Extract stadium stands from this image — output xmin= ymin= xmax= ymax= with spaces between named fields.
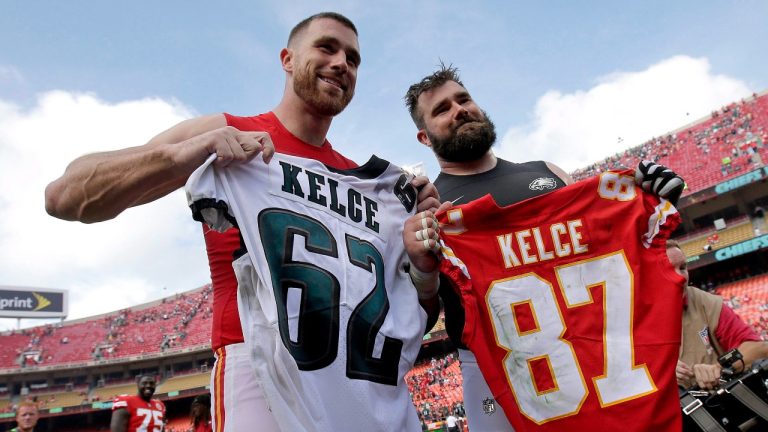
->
xmin=0 ymin=285 xmax=213 ymax=370
xmin=0 ymin=332 xmax=28 ymax=368
xmin=0 ymin=397 xmax=11 ymax=413
xmin=572 ymin=92 xmax=768 ymax=195
xmin=34 ymin=386 xmax=89 ymax=410
xmin=716 ymin=273 xmax=768 ymax=338
xmin=406 ymin=353 xmax=465 ymax=424
xmin=678 ymin=216 xmax=754 ymax=258
xmin=156 ymin=372 xmax=209 ymax=395
xmin=164 ymin=414 xmax=191 ymax=432
xmin=89 ymin=382 xmax=142 ymax=404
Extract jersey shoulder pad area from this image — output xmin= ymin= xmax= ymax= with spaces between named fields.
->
xmin=111 ymin=394 xmax=132 ymax=410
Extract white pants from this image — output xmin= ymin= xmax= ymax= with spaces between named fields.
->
xmin=211 ymin=342 xmax=281 ymax=432
xmin=458 ymin=348 xmax=515 ymax=432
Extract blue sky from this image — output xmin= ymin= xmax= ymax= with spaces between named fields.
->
xmin=1 ymin=0 xmax=767 ymax=329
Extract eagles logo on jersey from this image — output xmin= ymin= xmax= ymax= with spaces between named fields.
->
xmin=439 ymin=170 xmax=684 ymax=432
xmin=528 ymin=177 xmax=558 ymax=191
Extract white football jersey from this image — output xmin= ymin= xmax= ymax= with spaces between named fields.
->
xmin=186 ymin=153 xmax=426 ymax=432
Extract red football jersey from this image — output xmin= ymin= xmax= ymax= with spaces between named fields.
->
xmin=194 ymin=419 xmax=213 ymax=432
xmin=439 ymin=170 xmax=684 ymax=432
xmin=207 ymin=112 xmax=357 ymax=350
xmin=112 ymin=394 xmax=166 ymax=432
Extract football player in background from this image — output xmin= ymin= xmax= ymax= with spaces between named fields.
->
xmin=111 ymin=375 xmax=165 ymax=432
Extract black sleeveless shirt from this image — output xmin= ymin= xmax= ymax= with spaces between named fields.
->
xmin=434 ymin=159 xmax=567 ymax=349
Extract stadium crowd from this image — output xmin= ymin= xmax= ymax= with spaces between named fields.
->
xmin=1 ymin=286 xmax=213 ymax=369
xmin=571 ymin=93 xmax=768 ymax=192
xmin=3 ymin=64 xmax=768 ymax=431
xmin=407 ymin=353 xmax=467 ymax=427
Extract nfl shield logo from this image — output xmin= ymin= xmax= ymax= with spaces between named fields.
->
xmin=482 ymin=397 xmax=496 ymax=415
xmin=698 ymin=327 xmax=714 ymax=355
xmin=698 ymin=327 xmax=710 ymax=346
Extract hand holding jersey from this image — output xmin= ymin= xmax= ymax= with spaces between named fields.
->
xmin=438 ymin=171 xmax=684 ymax=431
xmin=401 ymin=175 xmax=447 ymax=305
xmin=44 ymin=114 xmax=275 ymax=224
xmin=187 ymin=152 xmax=428 ymax=431
xmin=404 ymin=210 xmax=441 ymax=300
xmin=46 ymin=12 xmax=441 ymax=432
xmin=405 ymin=65 xmax=690 ymax=431
xmin=409 ymin=175 xmax=443 ymax=214
xmin=170 ymin=125 xmax=275 ymax=173
xmin=634 ymin=160 xmax=685 ymax=206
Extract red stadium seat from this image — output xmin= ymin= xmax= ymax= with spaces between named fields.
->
xmin=0 ymin=285 xmax=213 ymax=370
xmin=571 ymin=94 xmax=768 ymax=196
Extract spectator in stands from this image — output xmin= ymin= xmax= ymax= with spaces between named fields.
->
xmin=190 ymin=393 xmax=212 ymax=432
xmin=667 ymin=240 xmax=768 ymax=390
xmin=11 ymin=401 xmax=39 ymax=432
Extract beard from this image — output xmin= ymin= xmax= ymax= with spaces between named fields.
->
xmin=141 ymin=388 xmax=154 ymax=400
xmin=427 ymin=110 xmax=497 ymax=162
xmin=293 ymin=62 xmax=354 ymax=117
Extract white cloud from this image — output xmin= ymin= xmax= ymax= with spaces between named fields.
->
xmin=499 ymin=56 xmax=753 ymax=172
xmin=0 ymin=91 xmax=209 ymax=331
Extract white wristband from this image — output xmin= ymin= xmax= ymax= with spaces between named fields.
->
xmin=409 ymin=265 xmax=439 ymax=300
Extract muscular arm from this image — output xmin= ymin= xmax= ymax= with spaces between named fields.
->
xmin=45 ymin=114 xmax=274 ymax=223
xmin=110 ymin=408 xmax=129 ymax=432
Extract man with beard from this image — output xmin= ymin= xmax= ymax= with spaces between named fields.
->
xmin=111 ymin=375 xmax=166 ymax=432
xmin=47 ymin=12 xmax=440 ymax=432
xmin=403 ymin=65 xmax=684 ymax=431
xmin=404 ymin=65 xmax=570 ymax=432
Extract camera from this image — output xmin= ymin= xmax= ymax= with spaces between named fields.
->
xmin=718 ymin=349 xmax=744 ymax=379
xmin=681 ymin=351 xmax=768 ymax=431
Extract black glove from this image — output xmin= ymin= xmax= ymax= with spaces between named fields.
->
xmin=634 ymin=160 xmax=685 ymax=206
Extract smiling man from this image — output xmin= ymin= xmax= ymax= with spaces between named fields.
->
xmin=46 ymin=12 xmax=439 ymax=432
xmin=111 ymin=375 xmax=166 ymax=432
xmin=404 ymin=65 xmax=686 ymax=432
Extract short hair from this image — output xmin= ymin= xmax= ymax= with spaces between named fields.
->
xmin=16 ymin=401 xmax=38 ymax=413
xmin=288 ymin=12 xmax=358 ymax=47
xmin=404 ymin=63 xmax=465 ymax=129
xmin=666 ymin=239 xmax=680 ymax=249
xmin=137 ymin=374 xmax=155 ymax=384
xmin=192 ymin=393 xmax=211 ymax=407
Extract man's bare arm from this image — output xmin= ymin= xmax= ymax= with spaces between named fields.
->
xmin=45 ymin=114 xmax=274 ymax=223
xmin=110 ymin=408 xmax=129 ymax=432
xmin=737 ymin=340 xmax=768 ymax=370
